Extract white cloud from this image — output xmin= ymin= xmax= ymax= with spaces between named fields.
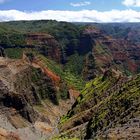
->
xmin=0 ymin=0 xmax=7 ymax=4
xmin=122 ymin=0 xmax=140 ymax=7
xmin=0 ymin=9 xmax=140 ymax=22
xmin=70 ymin=1 xmax=91 ymax=7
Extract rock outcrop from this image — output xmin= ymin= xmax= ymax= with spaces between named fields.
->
xmin=0 ymin=57 xmax=75 ymax=140
xmin=26 ymin=33 xmax=62 ymax=63
xmin=0 ymin=57 xmax=58 ymax=123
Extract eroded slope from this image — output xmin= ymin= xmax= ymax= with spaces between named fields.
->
xmin=58 ymin=70 xmax=140 ymax=139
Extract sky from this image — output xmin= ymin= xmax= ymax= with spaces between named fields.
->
xmin=0 ymin=0 xmax=140 ymax=22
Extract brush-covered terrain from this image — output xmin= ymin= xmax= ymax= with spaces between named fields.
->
xmin=58 ymin=70 xmax=140 ymax=139
xmin=0 ymin=20 xmax=140 ymax=140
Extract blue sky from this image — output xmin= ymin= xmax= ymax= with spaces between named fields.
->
xmin=0 ymin=0 xmax=140 ymax=11
xmin=0 ymin=0 xmax=140 ymax=22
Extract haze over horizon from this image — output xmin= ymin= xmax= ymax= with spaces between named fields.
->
xmin=0 ymin=0 xmax=140 ymax=22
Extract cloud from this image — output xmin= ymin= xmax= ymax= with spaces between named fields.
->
xmin=70 ymin=1 xmax=91 ymax=7
xmin=0 ymin=0 xmax=7 ymax=4
xmin=0 ymin=9 xmax=140 ymax=22
xmin=122 ymin=0 xmax=140 ymax=7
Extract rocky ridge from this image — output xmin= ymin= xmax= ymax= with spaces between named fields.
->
xmin=0 ymin=56 xmax=78 ymax=140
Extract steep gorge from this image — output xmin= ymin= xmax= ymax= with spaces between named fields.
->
xmin=0 ymin=21 xmax=140 ymax=140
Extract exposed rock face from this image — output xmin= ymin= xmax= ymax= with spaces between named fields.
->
xmin=26 ymin=33 xmax=62 ymax=63
xmin=81 ymin=27 xmax=140 ymax=79
xmin=0 ymin=60 xmax=34 ymax=123
xmin=30 ymin=56 xmax=61 ymax=86
xmin=0 ymin=128 xmax=21 ymax=140
xmin=0 ymin=56 xmax=60 ymax=122
xmin=0 ymin=47 xmax=5 ymax=57
xmin=0 ymin=57 xmax=77 ymax=139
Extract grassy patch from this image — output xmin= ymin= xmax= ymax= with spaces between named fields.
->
xmin=38 ymin=55 xmax=85 ymax=91
xmin=5 ymin=48 xmax=24 ymax=59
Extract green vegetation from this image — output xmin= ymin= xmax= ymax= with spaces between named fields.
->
xmin=82 ymin=52 xmax=96 ymax=80
xmin=60 ymin=72 xmax=116 ymax=124
xmin=58 ymin=81 xmax=69 ymax=100
xmin=5 ymin=48 xmax=24 ymax=59
xmin=85 ymin=75 xmax=140 ymax=139
xmin=38 ymin=55 xmax=85 ymax=91
xmin=0 ymin=21 xmax=81 ymax=51
xmin=31 ymin=67 xmax=59 ymax=105
xmin=59 ymin=70 xmax=140 ymax=139
xmin=64 ymin=53 xmax=84 ymax=75
xmin=0 ymin=33 xmax=26 ymax=46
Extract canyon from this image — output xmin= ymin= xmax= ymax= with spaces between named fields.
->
xmin=0 ymin=20 xmax=140 ymax=139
